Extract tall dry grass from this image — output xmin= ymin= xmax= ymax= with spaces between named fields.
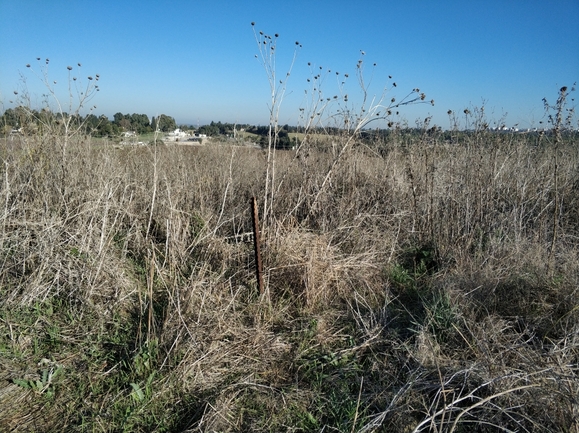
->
xmin=0 ymin=124 xmax=578 ymax=431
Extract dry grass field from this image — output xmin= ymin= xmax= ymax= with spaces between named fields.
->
xmin=0 ymin=122 xmax=578 ymax=432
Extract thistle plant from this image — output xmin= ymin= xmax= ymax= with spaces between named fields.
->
xmin=294 ymin=51 xmax=435 ymax=218
xmin=252 ymin=22 xmax=301 ymax=229
xmin=543 ymin=84 xmax=576 ymax=145
xmin=13 ymin=58 xmax=100 ymax=156
xmin=542 ymin=84 xmax=576 ymax=271
xmin=252 ymin=23 xmax=434 ymax=229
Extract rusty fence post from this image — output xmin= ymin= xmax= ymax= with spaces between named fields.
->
xmin=251 ymin=196 xmax=264 ymax=294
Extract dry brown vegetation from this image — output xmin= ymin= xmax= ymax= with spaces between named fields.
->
xmin=0 ymin=122 xmax=578 ymax=432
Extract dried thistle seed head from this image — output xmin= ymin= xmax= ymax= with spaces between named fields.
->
xmin=361 ymin=50 xmax=365 ymax=55
xmin=26 ymin=64 xmax=30 ymax=67
xmin=78 ymin=63 xmax=81 ymax=67
xmin=295 ymin=41 xmax=299 ymax=45
xmin=373 ymin=63 xmax=376 ymax=66
xmin=13 ymin=91 xmax=18 ymax=95
xmin=420 ymin=93 xmax=425 ymax=100
xmin=389 ymin=75 xmax=392 ymax=79
xmin=393 ymin=82 xmax=397 ymax=87
xmin=275 ymin=33 xmax=279 ymax=37
xmin=391 ymin=97 xmax=395 ymax=102
xmin=464 ymin=108 xmax=470 ymax=114
xmin=67 ymin=66 xmax=72 ymax=70
xmin=344 ymin=74 xmax=348 ymax=78
xmin=430 ymin=100 xmax=434 ymax=105
xmin=88 ymin=76 xmax=93 ymax=80
xmin=560 ymin=86 xmax=567 ymax=93
xmin=447 ymin=110 xmax=452 ymax=115
xmin=37 ymin=57 xmax=40 ymax=60
xmin=73 ymin=77 xmax=77 ymax=81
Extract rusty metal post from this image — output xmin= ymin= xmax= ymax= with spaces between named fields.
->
xmin=251 ymin=197 xmax=264 ymax=294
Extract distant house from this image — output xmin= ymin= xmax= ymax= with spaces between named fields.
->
xmin=165 ymin=128 xmax=191 ymax=142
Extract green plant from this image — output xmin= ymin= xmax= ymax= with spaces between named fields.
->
xmin=13 ymin=358 xmax=63 ymax=399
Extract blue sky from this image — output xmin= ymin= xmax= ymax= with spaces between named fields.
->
xmin=1 ymin=0 xmax=578 ymax=129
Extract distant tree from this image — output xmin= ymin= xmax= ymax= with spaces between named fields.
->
xmin=97 ymin=115 xmax=114 ymax=137
xmin=1 ymin=108 xmax=18 ymax=127
xmin=120 ymin=118 xmax=132 ymax=130
xmin=130 ymin=113 xmax=151 ymax=134
xmin=277 ymin=129 xmax=292 ymax=149
xmin=156 ymin=114 xmax=176 ymax=132
xmin=113 ymin=112 xmax=125 ymax=125
xmin=83 ymin=114 xmax=100 ymax=135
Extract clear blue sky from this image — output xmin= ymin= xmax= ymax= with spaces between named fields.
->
xmin=1 ymin=0 xmax=578 ymax=129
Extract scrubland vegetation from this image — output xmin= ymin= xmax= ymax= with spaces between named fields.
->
xmin=1 ymin=39 xmax=578 ymax=432
xmin=1 ymin=116 xmax=578 ymax=432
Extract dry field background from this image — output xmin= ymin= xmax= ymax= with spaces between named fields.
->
xmin=0 ymin=126 xmax=578 ymax=432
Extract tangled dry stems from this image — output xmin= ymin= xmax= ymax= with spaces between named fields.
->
xmin=0 ymin=128 xmax=578 ymax=432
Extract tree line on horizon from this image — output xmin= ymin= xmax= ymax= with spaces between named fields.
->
xmin=0 ymin=107 xmax=179 ymax=137
xmin=2 ymin=107 xmax=568 ymax=148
